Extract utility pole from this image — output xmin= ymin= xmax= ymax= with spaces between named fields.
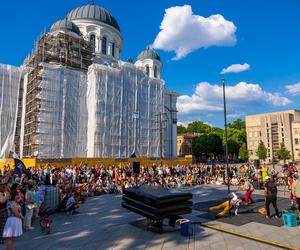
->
xmin=222 ymin=79 xmax=231 ymax=216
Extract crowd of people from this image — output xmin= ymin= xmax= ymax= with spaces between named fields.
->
xmin=0 ymin=161 xmax=299 ymax=249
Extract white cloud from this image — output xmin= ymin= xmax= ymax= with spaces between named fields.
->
xmin=153 ymin=5 xmax=237 ymax=60
xmin=177 ymin=82 xmax=292 ymax=117
xmin=285 ymin=82 xmax=300 ymax=95
xmin=221 ymin=63 xmax=250 ymax=74
xmin=227 ymin=113 xmax=243 ymax=119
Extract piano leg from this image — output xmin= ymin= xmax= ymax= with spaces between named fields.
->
xmin=169 ymin=215 xmax=181 ymax=227
xmin=147 ymin=218 xmax=163 ymax=234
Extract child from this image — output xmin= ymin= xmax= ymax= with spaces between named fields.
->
xmin=288 ymin=175 xmax=295 ymax=209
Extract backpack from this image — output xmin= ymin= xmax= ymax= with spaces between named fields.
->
xmin=267 ymin=182 xmax=277 ymax=196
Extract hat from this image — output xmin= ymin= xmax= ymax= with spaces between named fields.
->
xmin=265 ymin=176 xmax=270 ymax=180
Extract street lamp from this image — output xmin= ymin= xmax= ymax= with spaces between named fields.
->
xmin=222 ymin=79 xmax=231 ymax=216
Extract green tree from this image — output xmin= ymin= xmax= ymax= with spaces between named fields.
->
xmin=226 ymin=120 xmax=247 ymax=148
xmin=239 ymin=142 xmax=249 ymax=161
xmin=256 ymin=141 xmax=267 ymax=160
xmin=277 ymin=142 xmax=291 ymax=163
xmin=210 ymin=127 xmax=224 ymax=138
xmin=192 ymin=134 xmax=223 ymax=160
xmin=228 ymin=119 xmax=245 ymax=130
xmin=207 ymin=134 xmax=223 ymax=158
xmin=186 ymin=121 xmax=211 ymax=134
xmin=192 ymin=135 xmax=209 ymax=158
xmin=181 ymin=119 xmax=247 ymax=161
xmin=177 ymin=125 xmax=187 ymax=134
xmin=227 ymin=140 xmax=239 ymax=159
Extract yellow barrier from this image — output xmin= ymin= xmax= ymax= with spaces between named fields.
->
xmin=0 ymin=158 xmax=37 ymax=172
xmin=0 ymin=157 xmax=192 ymax=171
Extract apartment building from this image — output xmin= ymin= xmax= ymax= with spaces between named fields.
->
xmin=292 ymin=121 xmax=300 ymax=161
xmin=246 ymin=110 xmax=300 ymax=162
xmin=177 ymin=134 xmax=196 ymax=156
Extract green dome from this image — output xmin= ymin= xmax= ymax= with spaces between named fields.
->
xmin=51 ymin=19 xmax=81 ymax=35
xmin=67 ymin=4 xmax=120 ymax=32
xmin=137 ymin=47 xmax=161 ymax=61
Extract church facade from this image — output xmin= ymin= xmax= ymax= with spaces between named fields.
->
xmin=0 ymin=4 xmax=177 ymax=159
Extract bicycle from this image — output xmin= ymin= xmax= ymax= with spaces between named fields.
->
xmin=39 ymin=207 xmax=53 ymax=234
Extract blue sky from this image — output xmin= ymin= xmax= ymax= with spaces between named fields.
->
xmin=1 ymin=0 xmax=300 ymax=127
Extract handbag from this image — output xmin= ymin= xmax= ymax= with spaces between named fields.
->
xmin=27 ymin=204 xmax=36 ymax=209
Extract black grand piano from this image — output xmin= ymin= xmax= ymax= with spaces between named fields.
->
xmin=122 ymin=186 xmax=193 ymax=233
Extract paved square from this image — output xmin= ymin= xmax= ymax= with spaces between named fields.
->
xmin=12 ymin=185 xmax=300 ymax=250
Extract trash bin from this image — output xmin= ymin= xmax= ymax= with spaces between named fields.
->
xmin=41 ymin=186 xmax=59 ymax=213
xmin=180 ymin=220 xmax=193 ymax=236
xmin=282 ymin=211 xmax=298 ymax=227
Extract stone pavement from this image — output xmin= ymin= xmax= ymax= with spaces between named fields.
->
xmin=9 ymin=185 xmax=300 ymax=250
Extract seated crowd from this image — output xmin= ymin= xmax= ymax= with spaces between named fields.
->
xmin=0 ymin=161 xmax=298 ymax=249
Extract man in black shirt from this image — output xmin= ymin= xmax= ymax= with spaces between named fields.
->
xmin=264 ymin=176 xmax=279 ymax=219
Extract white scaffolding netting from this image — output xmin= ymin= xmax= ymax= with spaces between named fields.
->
xmin=87 ymin=63 xmax=164 ymax=158
xmin=38 ymin=63 xmax=87 ymax=158
xmin=0 ymin=64 xmax=22 ymax=158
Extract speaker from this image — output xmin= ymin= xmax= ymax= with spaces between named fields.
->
xmin=254 ymin=159 xmax=260 ymax=168
xmin=133 ymin=161 xmax=140 ymax=175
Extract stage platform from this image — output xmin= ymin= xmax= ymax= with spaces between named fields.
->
xmin=193 ymin=194 xmax=293 ymax=227
xmin=122 ymin=186 xmax=193 ymax=233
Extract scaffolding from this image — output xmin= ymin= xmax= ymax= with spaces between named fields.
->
xmin=87 ymin=63 xmax=164 ymax=158
xmin=23 ymin=32 xmax=94 ymax=70
xmin=0 ymin=64 xmax=22 ymax=158
xmin=22 ymin=31 xmax=93 ymax=157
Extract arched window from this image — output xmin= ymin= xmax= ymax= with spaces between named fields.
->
xmin=112 ymin=42 xmax=115 ymax=57
xmin=154 ymin=66 xmax=158 ymax=78
xmin=90 ymin=34 xmax=96 ymax=52
xmin=145 ymin=65 xmax=149 ymax=76
xmin=101 ymin=37 xmax=107 ymax=55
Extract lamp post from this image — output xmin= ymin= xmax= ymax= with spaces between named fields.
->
xmin=222 ymin=79 xmax=231 ymax=216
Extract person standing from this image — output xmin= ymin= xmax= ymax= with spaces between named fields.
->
xmin=288 ymin=175 xmax=295 ymax=209
xmin=262 ymin=164 xmax=268 ymax=183
xmin=240 ymin=179 xmax=255 ymax=205
xmin=0 ymin=184 xmax=10 ymax=244
xmin=292 ymin=174 xmax=300 ymax=212
xmin=2 ymin=190 xmax=24 ymax=250
xmin=24 ymin=182 xmax=35 ymax=230
xmin=264 ymin=176 xmax=279 ymax=219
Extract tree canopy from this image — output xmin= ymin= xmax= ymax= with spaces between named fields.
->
xmin=192 ymin=133 xmax=223 ymax=159
xmin=178 ymin=119 xmax=247 ymax=161
xmin=277 ymin=142 xmax=291 ymax=163
xmin=239 ymin=142 xmax=249 ymax=160
xmin=256 ymin=141 xmax=267 ymax=160
xmin=177 ymin=124 xmax=187 ymax=134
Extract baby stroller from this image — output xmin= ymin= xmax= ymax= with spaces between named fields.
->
xmin=39 ymin=207 xmax=53 ymax=234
